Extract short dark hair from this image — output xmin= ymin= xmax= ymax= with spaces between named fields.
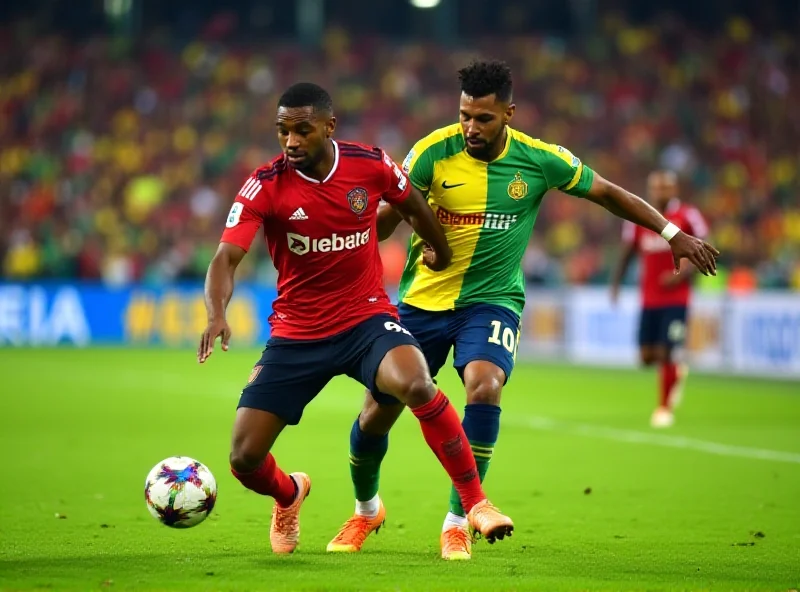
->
xmin=278 ymin=82 xmax=333 ymax=114
xmin=458 ymin=60 xmax=513 ymax=103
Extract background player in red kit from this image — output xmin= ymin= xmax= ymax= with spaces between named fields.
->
xmin=611 ymin=170 xmax=710 ymax=428
xmin=197 ymin=83 xmax=514 ymax=555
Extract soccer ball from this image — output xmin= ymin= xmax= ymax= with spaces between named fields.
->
xmin=144 ymin=456 xmax=217 ymax=528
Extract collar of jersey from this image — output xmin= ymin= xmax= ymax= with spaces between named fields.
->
xmin=462 ymin=126 xmax=512 ymax=164
xmin=294 ymin=139 xmax=340 ymax=184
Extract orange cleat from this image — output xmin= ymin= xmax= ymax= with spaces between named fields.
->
xmin=467 ymin=499 xmax=514 ymax=544
xmin=269 ymin=472 xmax=311 ymax=554
xmin=440 ymin=525 xmax=472 ymax=560
xmin=326 ymin=502 xmax=386 ymax=553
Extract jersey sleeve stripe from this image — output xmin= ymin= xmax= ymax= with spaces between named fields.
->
xmin=244 ymin=180 xmax=262 ymax=200
xmin=340 ymin=152 xmax=383 ymax=161
xmin=510 ymin=129 xmax=586 ymax=191
xmin=406 ymin=123 xmax=463 ymax=189
xmin=238 ymin=178 xmax=262 ymax=200
xmin=561 ymin=164 xmax=583 ymax=191
xmin=238 ymin=178 xmax=255 ymax=197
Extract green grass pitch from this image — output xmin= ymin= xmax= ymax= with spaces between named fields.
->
xmin=1 ymin=348 xmax=798 ymax=591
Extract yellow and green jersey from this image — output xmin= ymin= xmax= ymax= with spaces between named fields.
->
xmin=398 ymin=123 xmax=595 ymax=315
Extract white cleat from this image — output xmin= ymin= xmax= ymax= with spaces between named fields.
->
xmin=651 ymin=407 xmax=674 ymax=428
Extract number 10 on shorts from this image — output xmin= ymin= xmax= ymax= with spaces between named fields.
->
xmin=488 ymin=320 xmax=518 ymax=358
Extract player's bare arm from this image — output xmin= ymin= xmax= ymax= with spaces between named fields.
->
xmin=393 ymin=186 xmax=452 ymax=271
xmin=610 ymin=241 xmax=638 ymax=304
xmin=583 ymin=174 xmax=720 ymax=276
xmin=198 ymin=242 xmax=246 ymax=363
xmin=376 ymin=202 xmax=405 ymax=241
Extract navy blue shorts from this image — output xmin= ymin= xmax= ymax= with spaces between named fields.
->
xmin=638 ymin=305 xmax=688 ymax=351
xmin=238 ymin=314 xmax=419 ymax=425
xmin=372 ymin=302 xmax=521 ymax=404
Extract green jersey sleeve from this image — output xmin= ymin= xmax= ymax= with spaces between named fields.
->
xmin=538 ymin=143 xmax=594 ymax=197
xmin=401 ymin=142 xmax=435 ymax=193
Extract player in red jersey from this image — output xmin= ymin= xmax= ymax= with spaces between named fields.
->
xmin=611 ymin=170 xmax=710 ymax=428
xmin=197 ymin=83 xmax=514 ymax=555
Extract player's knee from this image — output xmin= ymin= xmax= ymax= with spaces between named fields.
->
xmin=229 ymin=447 xmax=264 ymax=474
xmin=640 ymin=348 xmax=658 ymax=366
xmin=466 ymin=375 xmax=503 ymax=406
xmin=393 ymin=374 xmax=437 ymax=408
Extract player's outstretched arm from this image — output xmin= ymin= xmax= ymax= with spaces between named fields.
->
xmin=394 ymin=186 xmax=452 ymax=271
xmin=376 ymin=202 xmax=405 ymax=241
xmin=198 ymin=242 xmax=246 ymax=363
xmin=583 ymin=174 xmax=720 ymax=276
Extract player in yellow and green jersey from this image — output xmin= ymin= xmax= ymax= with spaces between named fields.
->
xmin=327 ymin=61 xmax=719 ymax=560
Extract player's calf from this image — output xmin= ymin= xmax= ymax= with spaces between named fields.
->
xmin=229 ymin=408 xmax=297 ymax=507
xmin=229 ymin=449 xmax=264 ymax=474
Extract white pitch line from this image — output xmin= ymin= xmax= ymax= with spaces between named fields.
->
xmin=218 ymin=385 xmax=800 ymax=466
xmin=520 ymin=415 xmax=800 ymax=465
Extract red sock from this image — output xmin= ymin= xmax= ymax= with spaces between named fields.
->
xmin=660 ymin=362 xmax=678 ymax=408
xmin=230 ymin=453 xmax=296 ymax=507
xmin=411 ymin=390 xmax=485 ymax=513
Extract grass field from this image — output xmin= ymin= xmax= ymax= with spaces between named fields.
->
xmin=1 ymin=348 xmax=799 ymax=591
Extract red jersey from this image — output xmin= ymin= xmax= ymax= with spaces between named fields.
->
xmin=622 ymin=199 xmax=709 ymax=309
xmin=221 ymin=140 xmax=412 ymax=339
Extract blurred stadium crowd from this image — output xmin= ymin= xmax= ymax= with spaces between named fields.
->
xmin=1 ymin=12 xmax=798 ymax=290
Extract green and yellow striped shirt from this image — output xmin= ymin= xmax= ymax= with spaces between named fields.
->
xmin=398 ymin=123 xmax=595 ymax=315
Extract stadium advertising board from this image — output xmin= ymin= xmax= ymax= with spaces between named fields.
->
xmin=0 ymin=283 xmax=797 ymax=379
xmin=727 ymin=292 xmax=800 ymax=376
xmin=520 ymin=288 xmax=792 ymax=378
xmin=0 ymin=283 xmax=275 ymax=347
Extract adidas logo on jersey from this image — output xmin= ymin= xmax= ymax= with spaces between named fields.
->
xmin=287 ymin=228 xmax=371 ymax=256
xmin=289 ymin=208 xmax=308 ymax=220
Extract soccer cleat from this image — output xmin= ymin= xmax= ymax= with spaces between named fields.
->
xmin=668 ymin=363 xmax=689 ymax=408
xmin=651 ymin=406 xmax=674 ymax=428
xmin=441 ymin=525 xmax=472 ymax=560
xmin=270 ymin=472 xmax=311 ymax=554
xmin=326 ymin=502 xmax=386 ymax=553
xmin=466 ymin=499 xmax=514 ymax=544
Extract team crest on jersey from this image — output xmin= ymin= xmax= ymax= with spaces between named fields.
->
xmin=347 ymin=187 xmax=369 ymax=215
xmin=507 ymin=171 xmax=528 ymax=200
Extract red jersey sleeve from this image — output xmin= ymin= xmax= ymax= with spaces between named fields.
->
xmin=380 ymin=150 xmax=412 ymax=205
xmin=683 ymin=206 xmax=709 ymax=239
xmin=220 ymin=174 xmax=270 ymax=252
xmin=621 ymin=220 xmax=640 ymax=247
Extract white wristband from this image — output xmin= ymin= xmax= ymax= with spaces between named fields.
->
xmin=660 ymin=222 xmax=680 ymax=241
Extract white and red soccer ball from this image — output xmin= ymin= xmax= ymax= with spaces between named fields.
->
xmin=145 ymin=456 xmax=217 ymax=528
